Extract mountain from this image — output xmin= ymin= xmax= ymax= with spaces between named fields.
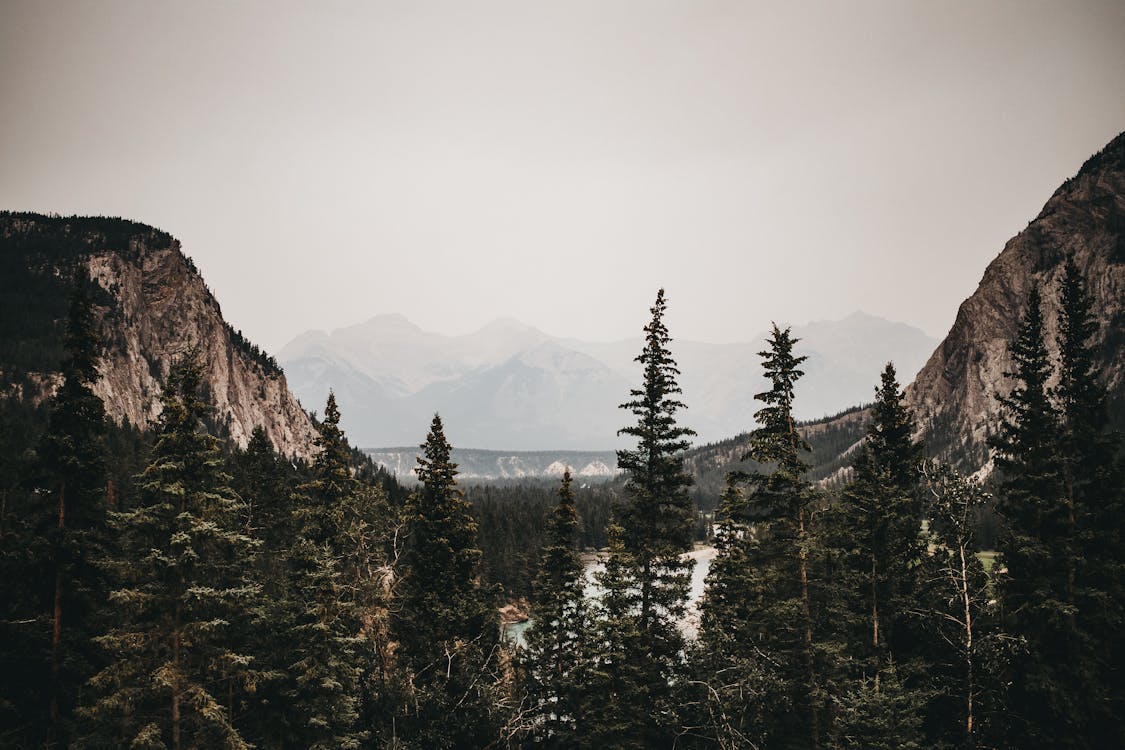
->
xmin=0 ymin=213 xmax=318 ymax=458
xmin=682 ymin=131 xmax=1125 ymax=484
xmin=367 ymin=447 xmax=619 ymax=482
xmin=906 ymin=130 xmax=1125 ymax=470
xmin=280 ymin=311 xmax=936 ymax=450
xmin=666 ymin=132 xmax=1125 ymax=490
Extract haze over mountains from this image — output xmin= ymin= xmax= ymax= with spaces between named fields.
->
xmin=279 ymin=311 xmax=937 ymax=450
xmin=1 ymin=133 xmax=1122 ymax=485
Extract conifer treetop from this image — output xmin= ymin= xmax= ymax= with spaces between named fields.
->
xmin=748 ymin=323 xmax=810 ymax=475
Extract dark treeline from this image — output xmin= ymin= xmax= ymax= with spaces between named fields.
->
xmin=467 ymin=481 xmax=614 ymax=600
xmin=1 ymin=274 xmax=1123 ymax=748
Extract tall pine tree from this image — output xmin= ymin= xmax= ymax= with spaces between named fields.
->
xmin=699 ymin=324 xmax=829 ymax=749
xmin=584 ymin=520 xmax=649 ymax=750
xmin=521 ymin=469 xmax=589 ymax=748
xmin=593 ymin=288 xmax=695 ymax=746
xmin=393 ymin=414 xmax=499 ymax=749
xmin=81 ymin=353 xmax=258 ymax=750
xmin=1053 ymin=259 xmax=1125 ymax=744
xmin=282 ymin=392 xmax=386 ymax=749
xmin=226 ymin=426 xmax=296 ymax=748
xmin=827 ymin=362 xmax=927 ymax=746
xmin=989 ymin=285 xmax=1077 ymax=749
xmin=23 ymin=273 xmax=110 ymax=747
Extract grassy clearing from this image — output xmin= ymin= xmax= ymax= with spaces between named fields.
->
xmin=976 ymin=550 xmax=999 ymax=574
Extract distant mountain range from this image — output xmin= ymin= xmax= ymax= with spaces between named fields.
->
xmin=279 ymin=311 xmax=937 ymax=450
xmin=367 ymin=447 xmax=619 ymax=482
xmin=5 ymin=132 xmax=1121 ymax=486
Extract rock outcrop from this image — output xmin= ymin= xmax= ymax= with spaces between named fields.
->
xmin=1 ymin=214 xmax=318 ymax=458
xmin=906 ymin=131 xmax=1125 ymax=469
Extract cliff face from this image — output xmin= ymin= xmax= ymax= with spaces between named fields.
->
xmin=1 ymin=214 xmax=318 ymax=458
xmin=906 ymin=132 xmax=1125 ymax=469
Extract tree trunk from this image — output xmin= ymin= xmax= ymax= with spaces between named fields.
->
xmin=798 ymin=507 xmax=820 ymax=749
xmin=959 ymin=543 xmax=975 ymax=745
xmin=49 ymin=481 xmax=66 ymax=745
xmin=172 ymin=606 xmax=181 ymax=750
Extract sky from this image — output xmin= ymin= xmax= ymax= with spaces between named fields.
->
xmin=2 ymin=1 xmax=1124 ymax=353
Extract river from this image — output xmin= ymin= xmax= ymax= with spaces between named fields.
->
xmin=503 ymin=544 xmax=717 ymax=646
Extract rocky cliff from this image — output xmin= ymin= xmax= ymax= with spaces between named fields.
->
xmin=906 ymin=131 xmax=1125 ymax=470
xmin=0 ymin=213 xmax=318 ymax=458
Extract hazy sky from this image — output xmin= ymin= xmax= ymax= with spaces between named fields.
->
xmin=3 ymin=1 xmax=1124 ymax=352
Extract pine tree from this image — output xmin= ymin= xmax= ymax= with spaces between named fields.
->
xmin=584 ymin=521 xmax=649 ymax=750
xmin=521 ymin=469 xmax=589 ymax=747
xmin=699 ymin=324 xmax=828 ymax=749
xmin=596 ymin=288 xmax=695 ymax=745
xmin=393 ymin=414 xmax=499 ymax=749
xmin=227 ymin=426 xmax=296 ymax=747
xmin=1053 ymin=260 xmax=1125 ymax=744
xmin=5 ymin=273 xmax=111 ymax=747
xmin=833 ymin=661 xmax=923 ymax=750
xmin=282 ymin=392 xmax=386 ymax=749
xmin=828 ymin=363 xmax=927 ymax=729
xmin=81 ymin=353 xmax=258 ymax=749
xmin=989 ymin=285 xmax=1076 ymax=748
xmin=695 ymin=480 xmax=792 ymax=748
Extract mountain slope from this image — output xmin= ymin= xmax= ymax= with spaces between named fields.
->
xmin=906 ymin=131 xmax=1125 ymax=469
xmin=0 ymin=213 xmax=318 ymax=458
xmin=280 ymin=311 xmax=936 ymax=449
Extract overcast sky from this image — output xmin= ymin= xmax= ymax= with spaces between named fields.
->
xmin=3 ymin=1 xmax=1124 ymax=352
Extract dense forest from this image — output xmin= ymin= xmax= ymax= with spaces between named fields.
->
xmin=1 ymin=270 xmax=1123 ymax=749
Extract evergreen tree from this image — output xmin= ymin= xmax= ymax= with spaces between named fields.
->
xmin=227 ymin=426 xmax=297 ymax=748
xmin=81 ymin=353 xmax=258 ymax=749
xmin=282 ymin=392 xmax=386 ymax=749
xmin=393 ymin=414 xmax=499 ymax=749
xmin=699 ymin=324 xmax=829 ymax=749
xmin=595 ymin=288 xmax=695 ymax=745
xmin=694 ymin=480 xmax=792 ymax=748
xmin=833 ymin=661 xmax=923 ymax=750
xmin=521 ymin=469 xmax=589 ymax=747
xmin=584 ymin=521 xmax=649 ymax=750
xmin=827 ymin=362 xmax=927 ymax=744
xmin=2 ymin=273 xmax=110 ymax=747
xmin=1053 ymin=260 xmax=1125 ymax=744
xmin=989 ymin=286 xmax=1077 ymax=748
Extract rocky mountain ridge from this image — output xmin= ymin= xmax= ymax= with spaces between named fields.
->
xmin=678 ymin=131 xmax=1125 ymax=485
xmin=0 ymin=213 xmax=318 ymax=458
xmin=905 ymin=131 xmax=1125 ymax=470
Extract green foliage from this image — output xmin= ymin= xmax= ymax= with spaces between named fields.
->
xmin=834 ymin=662 xmax=923 ymax=750
xmin=280 ymin=392 xmax=388 ymax=749
xmin=587 ymin=289 xmax=696 ymax=746
xmin=36 ymin=276 xmax=113 ymax=747
xmin=1052 ymin=261 xmax=1125 ymax=744
xmin=698 ymin=324 xmax=834 ymax=750
xmin=393 ymin=414 xmax=501 ymax=748
xmin=467 ymin=479 xmax=614 ymax=598
xmin=0 ymin=275 xmax=112 ymax=747
xmin=81 ymin=353 xmax=258 ymax=749
xmin=583 ymin=522 xmax=654 ymax=750
xmin=520 ymin=470 xmax=590 ymax=747
xmin=825 ymin=363 xmax=928 ymax=744
xmin=988 ymin=287 xmax=1081 ymax=748
xmin=917 ymin=462 xmax=1005 ymax=749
